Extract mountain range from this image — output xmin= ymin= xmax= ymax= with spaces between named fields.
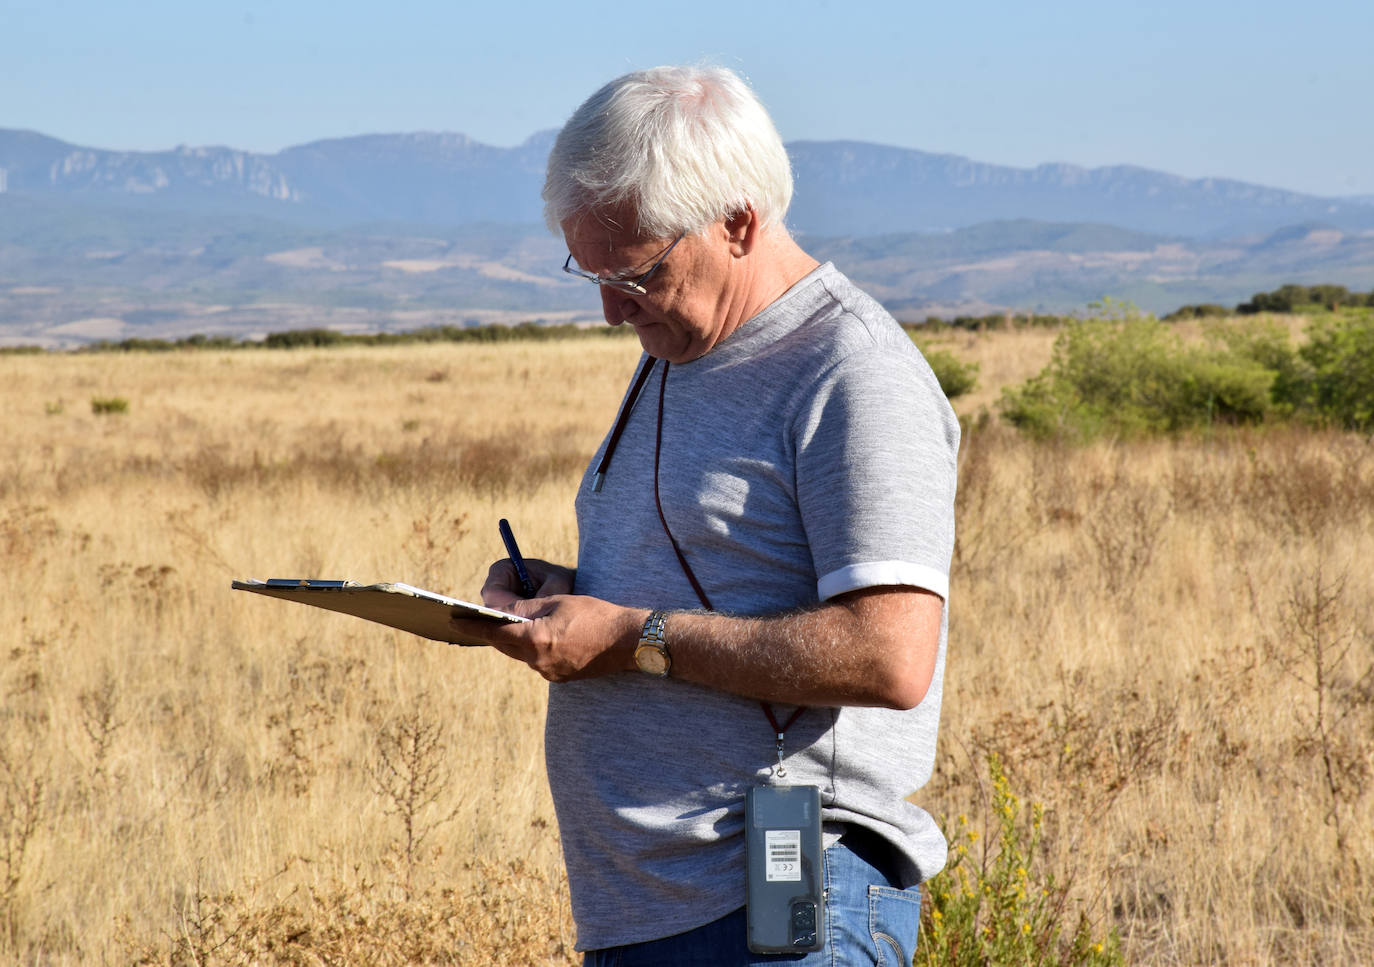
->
xmin=3 ymin=128 xmax=1373 ymax=348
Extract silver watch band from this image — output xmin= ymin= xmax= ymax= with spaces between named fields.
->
xmin=634 ymin=609 xmax=671 ymax=677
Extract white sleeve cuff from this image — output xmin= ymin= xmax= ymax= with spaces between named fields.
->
xmin=817 ymin=561 xmax=949 ymax=602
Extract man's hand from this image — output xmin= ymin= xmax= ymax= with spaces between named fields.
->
xmin=478 ymin=557 xmax=575 ymax=610
xmin=450 ymin=588 xmax=647 ymax=683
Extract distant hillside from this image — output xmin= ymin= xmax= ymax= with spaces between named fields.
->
xmin=0 ymin=128 xmax=553 ymax=226
xmin=5 ymin=196 xmax=1373 ymax=349
xmin=786 ymin=141 xmax=1374 ymax=238
xmin=5 ymin=127 xmax=1374 ymax=347
xmin=271 ymin=132 xmax=554 ymax=226
xmin=5 ymin=128 xmax=1374 ymax=239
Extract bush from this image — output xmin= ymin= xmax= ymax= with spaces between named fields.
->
xmin=1237 ymin=283 xmax=1374 ymax=314
xmin=1162 ymin=303 xmax=1230 ymax=321
xmin=922 ymin=347 xmax=980 ymax=399
xmin=90 ymin=397 xmax=130 ymax=415
xmin=919 ymin=754 xmax=1123 ymax=967
xmin=999 ymin=308 xmax=1276 ymax=440
xmin=1205 ymin=316 xmax=1305 ymax=418
xmin=1293 ymin=310 xmax=1374 ymax=430
xmin=263 ymin=328 xmax=346 ymax=349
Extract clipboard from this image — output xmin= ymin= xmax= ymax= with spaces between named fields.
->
xmin=231 ymin=579 xmax=528 ymax=645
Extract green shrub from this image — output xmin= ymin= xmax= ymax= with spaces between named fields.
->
xmin=999 ymin=308 xmax=1276 ymax=440
xmin=919 ymin=754 xmax=1123 ymax=967
xmin=1204 ymin=316 xmax=1305 ymax=417
xmin=90 ymin=397 xmax=130 ymax=415
xmin=1238 ymin=283 xmax=1374 ymax=314
xmin=1294 ymin=310 xmax=1374 ymax=430
xmin=1162 ymin=302 xmax=1231 ymax=321
xmin=263 ymin=327 xmax=346 ymax=349
xmin=921 ymin=347 xmax=980 ymax=400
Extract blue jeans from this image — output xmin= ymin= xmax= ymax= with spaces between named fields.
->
xmin=582 ymin=832 xmax=924 ymax=967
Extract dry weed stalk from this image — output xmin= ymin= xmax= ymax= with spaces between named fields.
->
xmin=1265 ymin=559 xmax=1374 ymax=860
xmin=1083 ymin=471 xmax=1171 ymax=597
xmin=77 ymin=667 xmax=126 ymax=784
xmin=0 ymin=743 xmax=44 ymax=948
xmin=369 ymin=700 xmax=462 ymax=895
xmin=953 ymin=424 xmax=1045 ymax=577
xmin=263 ymin=645 xmax=368 ymax=797
xmin=1 ymin=638 xmax=49 ymax=949
xmin=406 ymin=505 xmax=470 ymax=589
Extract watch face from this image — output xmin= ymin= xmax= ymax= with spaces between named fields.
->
xmin=635 ymin=644 xmax=669 ymax=677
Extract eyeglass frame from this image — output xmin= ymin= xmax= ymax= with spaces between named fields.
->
xmin=563 ymin=233 xmax=685 ymax=296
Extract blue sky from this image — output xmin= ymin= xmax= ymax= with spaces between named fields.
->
xmin=4 ymin=0 xmax=1372 ymax=197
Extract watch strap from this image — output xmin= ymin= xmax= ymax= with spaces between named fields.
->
xmin=634 ymin=609 xmax=671 ymax=677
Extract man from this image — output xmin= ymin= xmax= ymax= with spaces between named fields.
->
xmin=452 ymin=65 xmax=959 ymax=965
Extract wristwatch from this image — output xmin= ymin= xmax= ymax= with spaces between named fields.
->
xmin=634 ymin=610 xmax=671 ymax=678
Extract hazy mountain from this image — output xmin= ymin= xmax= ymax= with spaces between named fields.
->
xmin=5 ymin=128 xmax=1373 ymax=239
xmin=5 ymin=197 xmax=1372 ymax=349
xmin=4 ymin=127 xmax=1374 ymax=347
xmin=0 ymin=129 xmax=313 ymax=221
xmin=808 ymin=220 xmax=1374 ymax=318
xmin=0 ymin=128 xmax=554 ymax=225
xmin=787 ymin=141 xmax=1374 ymax=238
xmin=270 ymin=131 xmax=553 ymax=225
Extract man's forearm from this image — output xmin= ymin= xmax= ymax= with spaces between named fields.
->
xmin=648 ymin=587 xmax=943 ymax=710
xmin=460 ymin=573 xmax=943 ymax=709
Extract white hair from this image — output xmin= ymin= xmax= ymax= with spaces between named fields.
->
xmin=542 ymin=65 xmax=793 ymax=238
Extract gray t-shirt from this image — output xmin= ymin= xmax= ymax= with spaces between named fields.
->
xmin=552 ymin=262 xmax=960 ymax=950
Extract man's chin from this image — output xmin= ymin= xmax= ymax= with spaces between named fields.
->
xmin=632 ymin=324 xmax=678 ymax=360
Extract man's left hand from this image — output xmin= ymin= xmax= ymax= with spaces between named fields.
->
xmin=451 ymin=594 xmax=648 ymax=683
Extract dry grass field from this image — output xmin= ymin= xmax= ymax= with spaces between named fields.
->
xmin=2 ymin=323 xmax=1371 ymax=965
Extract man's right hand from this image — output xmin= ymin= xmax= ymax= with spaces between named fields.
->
xmin=479 ymin=558 xmax=575 ymax=610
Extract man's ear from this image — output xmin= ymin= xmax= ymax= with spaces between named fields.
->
xmin=723 ymin=206 xmax=759 ymax=257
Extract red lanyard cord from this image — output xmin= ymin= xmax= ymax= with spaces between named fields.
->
xmin=593 ymin=356 xmax=658 ymax=492
xmin=652 ymin=362 xmax=715 ymax=612
xmin=648 ymin=362 xmax=806 ymax=765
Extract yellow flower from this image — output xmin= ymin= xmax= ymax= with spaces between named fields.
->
xmin=1022 ymin=922 xmax=1032 ymax=935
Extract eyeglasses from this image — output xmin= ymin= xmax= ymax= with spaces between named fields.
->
xmin=563 ymin=234 xmax=684 ymax=296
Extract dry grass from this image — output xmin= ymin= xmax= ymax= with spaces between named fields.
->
xmin=1 ymin=326 xmax=1371 ymax=965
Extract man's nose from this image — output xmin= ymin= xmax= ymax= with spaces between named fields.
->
xmin=601 ymin=286 xmax=639 ymax=326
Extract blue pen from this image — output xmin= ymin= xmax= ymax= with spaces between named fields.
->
xmin=498 ymin=518 xmax=537 ymax=598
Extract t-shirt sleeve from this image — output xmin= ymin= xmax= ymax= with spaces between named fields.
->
xmin=792 ymin=342 xmax=959 ymax=602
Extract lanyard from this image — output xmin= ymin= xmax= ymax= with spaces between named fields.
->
xmin=592 ymin=356 xmax=657 ymax=493
xmin=596 ymin=357 xmax=807 ymax=776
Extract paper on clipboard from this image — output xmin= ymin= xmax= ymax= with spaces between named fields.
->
xmin=231 ymin=579 xmax=528 ymax=645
